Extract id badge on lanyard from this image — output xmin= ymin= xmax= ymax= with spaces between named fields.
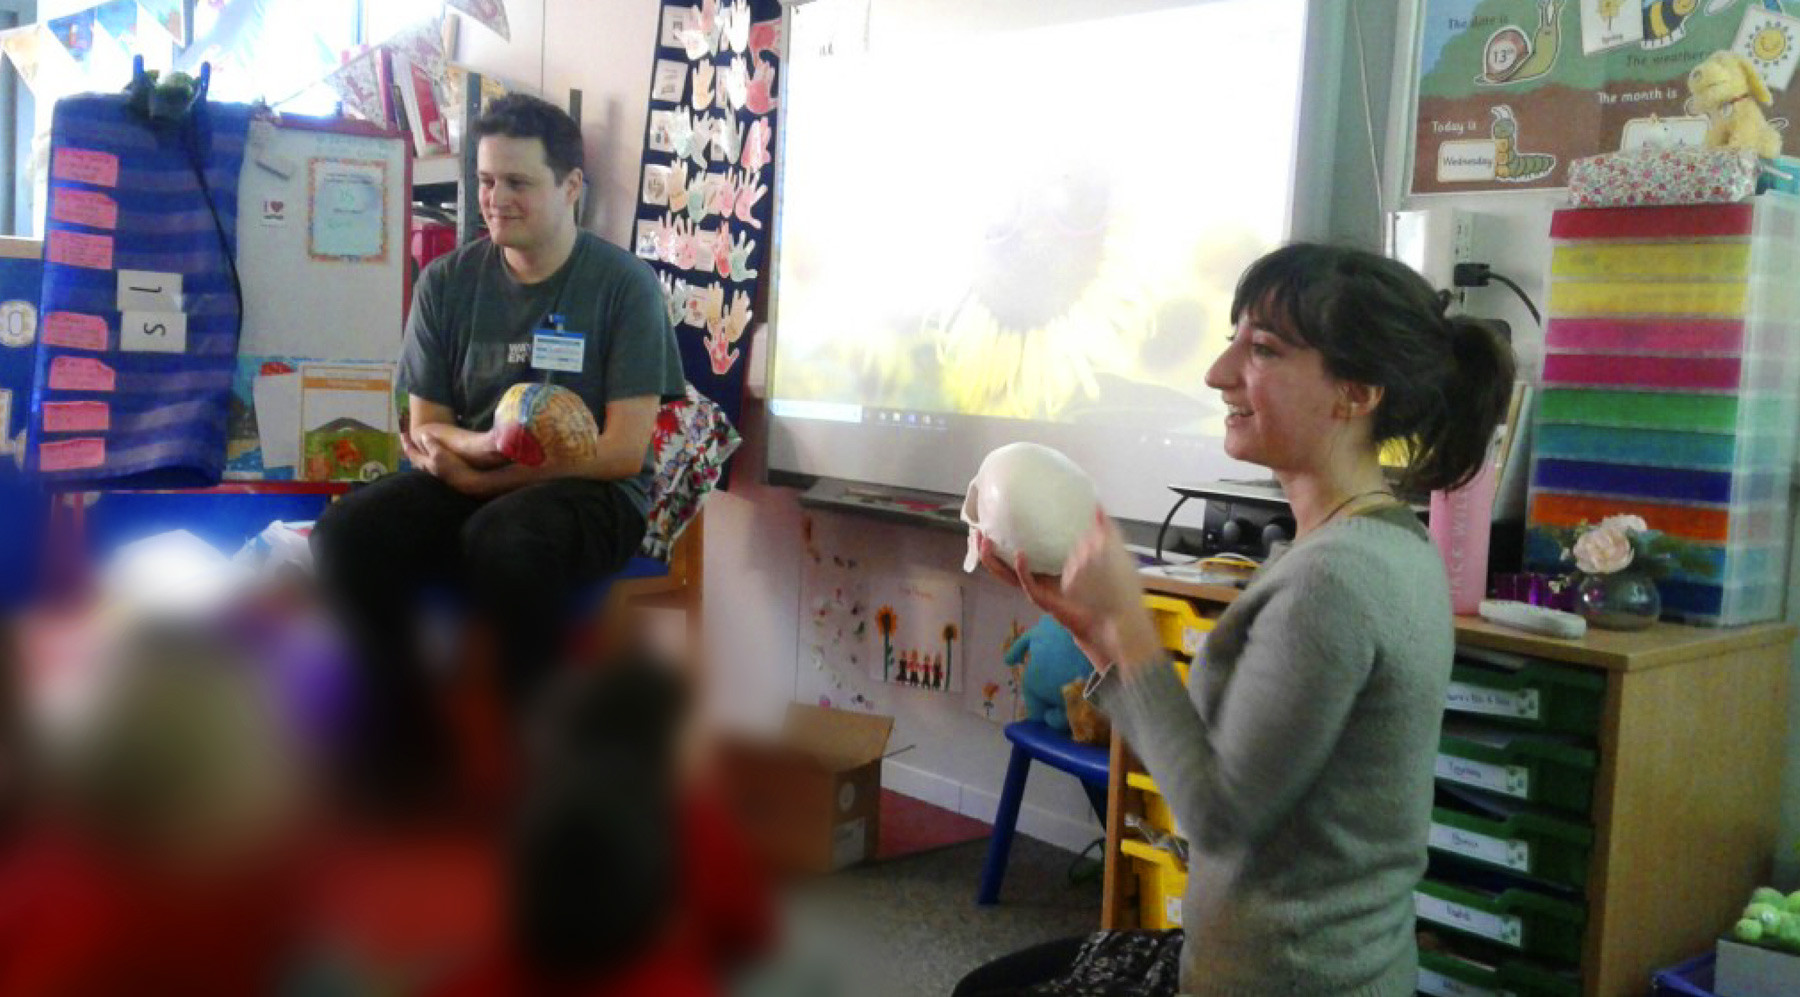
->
xmin=531 ymin=313 xmax=585 ymax=377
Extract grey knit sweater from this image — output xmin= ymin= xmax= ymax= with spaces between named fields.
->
xmin=1092 ymin=507 xmax=1453 ymax=997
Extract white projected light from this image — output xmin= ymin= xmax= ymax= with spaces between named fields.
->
xmin=767 ymin=0 xmax=1318 ymax=524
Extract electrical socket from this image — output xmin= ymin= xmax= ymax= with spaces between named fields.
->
xmin=1386 ymin=208 xmax=1488 ymax=292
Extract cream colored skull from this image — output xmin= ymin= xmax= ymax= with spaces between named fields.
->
xmin=961 ymin=443 xmax=1099 ymax=574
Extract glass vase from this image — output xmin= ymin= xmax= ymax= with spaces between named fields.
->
xmin=1575 ymin=570 xmax=1661 ymax=631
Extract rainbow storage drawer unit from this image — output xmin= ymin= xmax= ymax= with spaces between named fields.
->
xmin=1527 ymin=197 xmax=1800 ymax=626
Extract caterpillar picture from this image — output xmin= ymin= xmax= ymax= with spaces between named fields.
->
xmin=1491 ymin=105 xmax=1557 ymax=182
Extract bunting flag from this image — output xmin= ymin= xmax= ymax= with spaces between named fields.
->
xmin=382 ymin=16 xmax=448 ymax=85
xmin=136 ymin=0 xmax=188 ymax=47
xmin=448 ymin=0 xmax=510 ymax=41
xmin=321 ymin=47 xmax=387 ymax=122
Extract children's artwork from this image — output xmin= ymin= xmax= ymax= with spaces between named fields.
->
xmin=652 ymin=58 xmax=688 ymax=102
xmin=643 ymin=163 xmax=671 ymax=206
xmin=448 ymin=0 xmax=511 ymax=41
xmin=1414 ymin=0 xmax=1800 ymax=192
xmin=45 ymin=8 xmax=95 ymax=66
xmin=648 ymin=110 xmax=676 ymax=153
xmin=224 ymin=356 xmax=305 ymax=480
xmin=868 ymin=570 xmax=966 ymax=694
xmin=298 ymin=363 xmax=397 ymax=482
xmin=797 ymin=521 xmax=881 ymax=714
xmin=309 ymin=158 xmax=388 ymax=262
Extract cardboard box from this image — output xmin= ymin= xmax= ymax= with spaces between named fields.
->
xmin=1717 ymin=937 xmax=1800 ymax=997
xmin=717 ymin=704 xmax=894 ymax=874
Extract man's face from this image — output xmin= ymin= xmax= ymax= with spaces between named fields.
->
xmin=476 ymin=135 xmax=580 ymax=252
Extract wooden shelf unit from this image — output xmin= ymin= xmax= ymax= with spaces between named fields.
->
xmin=1103 ymin=573 xmax=1794 ymax=997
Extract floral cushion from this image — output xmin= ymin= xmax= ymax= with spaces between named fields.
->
xmin=640 ymin=384 xmax=741 ymax=560
xmin=1567 ymin=147 xmax=1760 ymax=208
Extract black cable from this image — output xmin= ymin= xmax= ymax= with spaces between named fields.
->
xmin=1486 ymin=272 xmax=1540 ymax=327
xmin=184 ymin=113 xmax=245 ymax=333
xmin=1154 ymin=493 xmax=1191 ymax=565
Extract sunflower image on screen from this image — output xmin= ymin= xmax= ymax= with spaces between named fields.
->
xmin=924 ymin=160 xmax=1156 ymax=421
xmin=490 ymin=382 xmax=601 ymax=468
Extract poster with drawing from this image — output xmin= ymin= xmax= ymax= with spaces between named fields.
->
xmin=797 ymin=515 xmax=882 ymax=713
xmin=961 ymin=611 xmax=1031 ymax=726
xmin=1413 ymin=0 xmax=1800 ymax=193
xmin=868 ymin=569 xmax=966 ymax=694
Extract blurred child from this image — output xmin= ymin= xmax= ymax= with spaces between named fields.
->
xmin=431 ymin=648 xmax=775 ymax=997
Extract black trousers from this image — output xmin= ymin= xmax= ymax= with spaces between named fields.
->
xmin=310 ymin=470 xmax=645 ymax=792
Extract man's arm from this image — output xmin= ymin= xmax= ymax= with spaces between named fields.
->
xmin=428 ymin=394 xmax=660 ymax=499
xmin=407 ymin=395 xmax=509 ymax=470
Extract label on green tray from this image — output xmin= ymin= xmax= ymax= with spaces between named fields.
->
xmin=1430 ymin=822 xmax=1532 ymax=872
xmin=1415 ymin=893 xmax=1525 ymax=947
xmin=1445 ymin=682 xmax=1541 ymax=721
xmin=1418 ymin=968 xmax=1515 ymax=997
xmin=1435 ymin=754 xmax=1531 ymax=799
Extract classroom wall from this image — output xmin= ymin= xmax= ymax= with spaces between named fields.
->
xmin=470 ymin=0 xmax=1800 ymax=867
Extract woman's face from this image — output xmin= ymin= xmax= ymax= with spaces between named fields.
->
xmin=1205 ymin=312 xmax=1345 ymax=472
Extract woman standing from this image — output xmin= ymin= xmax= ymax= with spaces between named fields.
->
xmin=960 ymin=243 xmax=1516 ymax=997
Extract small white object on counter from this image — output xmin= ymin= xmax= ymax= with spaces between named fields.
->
xmin=1477 ymin=600 xmax=1588 ymax=640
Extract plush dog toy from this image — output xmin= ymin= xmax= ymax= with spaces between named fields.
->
xmin=1004 ymin=615 xmax=1094 ymax=734
xmin=489 ymin=382 xmax=601 ymax=468
xmin=1688 ymin=50 xmax=1782 ymax=159
xmin=1061 ymin=679 xmax=1111 ymax=747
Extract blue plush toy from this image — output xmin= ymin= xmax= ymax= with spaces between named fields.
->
xmin=1004 ymin=615 xmax=1094 ymax=733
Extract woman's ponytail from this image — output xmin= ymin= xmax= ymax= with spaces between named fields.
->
xmin=1403 ymin=316 xmax=1516 ymax=494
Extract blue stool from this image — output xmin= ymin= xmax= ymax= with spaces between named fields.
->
xmin=977 ymin=720 xmax=1110 ymax=905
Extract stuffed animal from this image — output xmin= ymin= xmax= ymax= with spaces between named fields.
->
xmin=489 ymin=382 xmax=601 ymax=468
xmin=1061 ymin=679 xmax=1111 ymax=747
xmin=1004 ymin=615 xmax=1094 ymax=734
xmin=1688 ymin=50 xmax=1782 ymax=159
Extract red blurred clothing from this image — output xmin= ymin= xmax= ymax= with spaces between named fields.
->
xmin=432 ymin=787 xmax=775 ymax=997
xmin=0 ymin=826 xmax=305 ymax=997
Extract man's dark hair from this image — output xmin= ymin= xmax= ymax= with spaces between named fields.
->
xmin=471 ymin=93 xmax=585 ymax=183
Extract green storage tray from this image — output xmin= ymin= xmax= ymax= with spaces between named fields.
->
xmin=1418 ymin=947 xmax=1581 ymax=997
xmin=1430 ymin=799 xmax=1595 ymax=890
xmin=1436 ymin=721 xmax=1599 ymax=817
xmin=1415 ymin=877 xmax=1587 ymax=963
xmin=1447 ymin=651 xmax=1605 ymax=736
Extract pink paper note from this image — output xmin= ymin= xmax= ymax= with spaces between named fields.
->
xmin=52 ymin=148 xmax=120 ymax=188
xmin=43 ymin=401 xmax=111 ymax=434
xmin=51 ymin=189 xmax=120 ymax=230
xmin=42 ymin=312 xmax=109 ymax=352
xmin=39 ymin=437 xmax=106 ymax=472
xmin=48 ymin=356 xmax=116 ymax=392
xmin=47 ymin=231 xmax=114 ymax=271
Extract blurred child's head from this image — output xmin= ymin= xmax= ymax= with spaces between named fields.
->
xmin=512 ymin=649 xmax=690 ymax=979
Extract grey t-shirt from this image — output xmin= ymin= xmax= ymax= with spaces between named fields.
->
xmin=398 ymin=230 xmax=685 ymax=517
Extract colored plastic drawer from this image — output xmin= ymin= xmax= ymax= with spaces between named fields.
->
xmin=1545 ymin=317 xmax=1749 ymax=354
xmin=1127 ymin=771 xmax=1181 ymax=839
xmin=1415 ymin=875 xmax=1587 ymax=963
xmin=1121 ymin=839 xmax=1186 ymax=930
xmin=1418 ymin=946 xmax=1581 ymax=997
xmin=1551 ymin=240 xmax=1754 ymax=280
xmin=1537 ymin=388 xmax=1794 ymax=435
xmin=1532 ymin=424 xmax=1792 ymax=472
xmin=1531 ymin=457 xmax=1785 ymax=506
xmin=1445 ymin=652 xmax=1604 ymax=736
xmin=1528 ymin=491 xmax=1784 ymax=546
xmin=1540 ymin=352 xmax=1777 ymax=393
xmin=1431 ymin=791 xmax=1595 ymax=890
xmin=1658 ymin=578 xmax=1784 ymax=627
xmin=1437 ymin=721 xmax=1597 ymax=817
xmin=1546 ymin=277 xmax=1797 ymax=319
xmin=1549 ymin=198 xmax=1797 ymax=242
xmin=1142 ymin=593 xmax=1214 ymax=659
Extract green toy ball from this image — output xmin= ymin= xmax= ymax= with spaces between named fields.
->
xmin=1785 ymin=890 xmax=1800 ymax=913
xmin=1738 ymin=918 xmax=1767 ymax=943
xmin=1780 ymin=917 xmax=1800 ymax=952
xmin=1748 ymin=902 xmax=1784 ymax=929
xmin=1753 ymin=887 xmax=1786 ymax=907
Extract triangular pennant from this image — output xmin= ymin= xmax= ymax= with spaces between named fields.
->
xmin=136 ymin=0 xmax=189 ymax=46
xmin=381 ymin=16 xmax=448 ymax=84
xmin=321 ymin=48 xmax=387 ymax=122
xmin=447 ymin=0 xmax=510 ymax=41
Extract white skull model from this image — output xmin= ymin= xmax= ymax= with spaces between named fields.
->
xmin=961 ymin=443 xmax=1099 ymax=575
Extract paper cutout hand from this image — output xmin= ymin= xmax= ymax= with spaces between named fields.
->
xmin=669 ymin=108 xmax=696 ymax=159
xmin=701 ymin=281 xmax=726 ymax=331
xmin=742 ymin=118 xmax=772 ymax=171
xmin=658 ymin=272 xmax=681 ymax=326
xmin=713 ymin=219 xmax=734 ymax=277
xmin=705 ymin=325 xmax=741 ymax=375
xmin=723 ymin=289 xmax=753 ymax=343
xmin=722 ymin=0 xmax=751 ymax=53
xmin=748 ymin=19 xmax=780 ymax=60
xmin=727 ymin=229 xmax=758 ymax=281
xmin=685 ymin=172 xmax=712 ymax=223
xmin=668 ymin=160 xmax=691 ymax=213
xmin=654 ymin=213 xmax=679 ymax=262
xmin=746 ymin=56 xmax=778 ymax=115
xmin=672 ymin=217 xmax=699 ymax=271
xmin=713 ymin=113 xmax=742 ymax=161
xmin=723 ymin=57 xmax=749 ymax=111
xmin=692 ymin=62 xmax=714 ymax=109
xmin=733 ymin=169 xmax=766 ymax=228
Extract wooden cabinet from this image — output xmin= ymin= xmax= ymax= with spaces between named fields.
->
xmin=1102 ymin=573 xmax=1794 ymax=997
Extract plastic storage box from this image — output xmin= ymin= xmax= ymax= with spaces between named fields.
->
xmin=1430 ymin=790 xmax=1595 ymax=890
xmin=1437 ymin=720 xmax=1598 ymax=817
xmin=1419 ymin=945 xmax=1582 ymax=997
xmin=1652 ymin=953 xmax=1718 ymax=997
xmin=1445 ymin=650 xmax=1605 ymax=736
xmin=1416 ymin=866 xmax=1588 ymax=963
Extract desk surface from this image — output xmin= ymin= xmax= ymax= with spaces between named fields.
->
xmin=1138 ymin=568 xmax=1797 ymax=673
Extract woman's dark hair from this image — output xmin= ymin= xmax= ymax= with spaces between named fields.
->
xmin=1229 ymin=243 xmax=1517 ymax=493
xmin=471 ymin=93 xmax=585 ymax=183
